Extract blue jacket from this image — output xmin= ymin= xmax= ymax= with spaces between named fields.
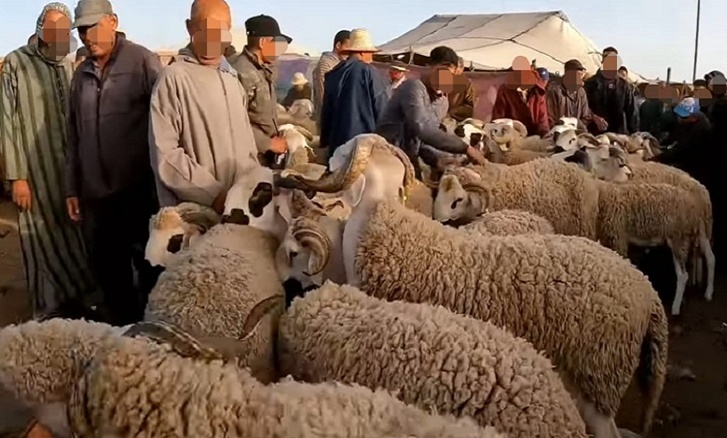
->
xmin=320 ymin=58 xmax=388 ymax=157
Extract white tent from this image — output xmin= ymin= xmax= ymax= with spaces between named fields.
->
xmin=377 ymin=11 xmax=648 ymax=82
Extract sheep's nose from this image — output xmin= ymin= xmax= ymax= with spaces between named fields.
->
xmin=221 ymin=208 xmax=250 ymax=225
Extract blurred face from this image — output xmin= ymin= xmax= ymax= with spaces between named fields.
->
xmin=601 ymin=52 xmax=619 ymax=79
xmin=256 ymin=36 xmax=288 ymax=63
xmin=455 ymin=65 xmax=464 ymax=75
xmin=506 ymin=56 xmax=536 ymax=89
xmin=185 ymin=5 xmax=232 ymax=65
xmin=563 ymin=69 xmax=585 ymax=90
xmin=78 ymin=14 xmax=118 ymax=59
xmin=40 ymin=10 xmax=72 ymax=57
xmin=389 ymin=69 xmax=404 ymax=82
xmin=428 ymin=67 xmax=455 ymax=96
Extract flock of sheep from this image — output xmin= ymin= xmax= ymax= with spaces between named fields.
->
xmin=0 ymin=99 xmax=716 ymax=438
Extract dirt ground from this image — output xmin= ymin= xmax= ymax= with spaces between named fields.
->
xmin=0 ymin=198 xmax=725 ymax=436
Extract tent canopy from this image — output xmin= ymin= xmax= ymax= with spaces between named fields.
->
xmin=377 ymin=11 xmax=648 ymax=82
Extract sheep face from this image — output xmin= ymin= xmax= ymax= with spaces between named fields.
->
xmin=484 ymin=123 xmax=519 ymax=149
xmin=145 ymin=208 xmax=194 ymax=268
xmin=275 ymin=216 xmax=331 ymax=297
xmin=223 ymin=166 xmax=278 ymax=232
xmin=592 ymin=147 xmax=633 ymax=183
xmin=432 ymin=174 xmax=472 ymax=222
xmin=288 ymin=99 xmax=314 ymax=118
xmin=553 ymin=129 xmax=579 ymax=152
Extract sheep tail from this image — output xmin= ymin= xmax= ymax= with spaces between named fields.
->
xmin=636 ymin=297 xmax=669 ymax=435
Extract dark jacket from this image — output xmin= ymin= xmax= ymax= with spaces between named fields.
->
xmin=320 ymin=58 xmax=388 ymax=157
xmin=377 ymin=78 xmax=468 ymax=175
xmin=66 ymin=34 xmax=162 ymax=200
xmin=229 ymin=47 xmax=279 ymax=156
xmin=584 ymin=70 xmax=636 ymax=134
xmin=447 ymin=75 xmax=476 ymax=121
xmin=638 ymin=99 xmax=669 ymax=138
xmin=656 ymin=112 xmax=712 ymax=184
xmin=491 ymin=82 xmax=549 ymax=136
xmin=283 ymin=83 xmax=312 ymax=108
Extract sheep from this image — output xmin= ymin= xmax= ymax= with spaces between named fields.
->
xmin=485 ymin=119 xmax=553 ymax=155
xmin=144 ymin=222 xmax=284 ymax=383
xmin=68 ymin=331 xmax=503 ymax=438
xmin=278 ymin=123 xmax=319 ymax=169
xmin=278 ymin=281 xmax=587 ymax=438
xmin=0 ymin=319 xmax=128 ymax=437
xmin=460 ymin=209 xmax=555 ymax=236
xmin=277 ymin=133 xmax=668 ymax=438
xmin=277 ymin=99 xmax=318 ymax=134
xmin=144 ymin=202 xmax=220 ymax=268
xmin=432 ymin=159 xmax=601 ymax=239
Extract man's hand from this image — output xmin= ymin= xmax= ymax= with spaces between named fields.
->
xmin=12 ymin=180 xmax=31 ymax=211
xmin=465 ymin=146 xmax=487 ymax=165
xmin=269 ymin=136 xmax=288 ymax=155
xmin=66 ymin=197 xmax=81 ymax=222
xmin=592 ymin=115 xmax=608 ymax=132
xmin=212 ymin=190 xmax=228 ymax=215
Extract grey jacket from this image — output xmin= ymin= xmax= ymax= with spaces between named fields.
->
xmin=149 ymin=49 xmax=259 ymax=207
xmin=376 ymin=78 xmax=467 ymax=169
xmin=66 ymin=34 xmax=162 ymax=200
xmin=229 ymin=47 xmax=278 ymax=156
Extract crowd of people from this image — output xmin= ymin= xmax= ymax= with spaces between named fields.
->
xmin=1 ymin=0 xmax=726 ymax=326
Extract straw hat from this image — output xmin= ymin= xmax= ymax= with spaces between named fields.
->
xmin=342 ymin=28 xmax=379 ymax=53
xmin=291 ymin=72 xmax=308 ymax=86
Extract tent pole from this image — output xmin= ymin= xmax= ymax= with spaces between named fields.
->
xmin=666 ymin=67 xmax=671 ymax=85
xmin=692 ymin=0 xmax=701 ymax=82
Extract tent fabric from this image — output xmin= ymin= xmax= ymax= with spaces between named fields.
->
xmin=377 ymin=11 xmax=648 ymax=83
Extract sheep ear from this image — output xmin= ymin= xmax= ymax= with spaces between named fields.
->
xmin=241 ymin=296 xmax=284 ymax=340
xmin=275 ymin=190 xmax=294 ymax=225
xmin=512 ymin=120 xmax=528 ymax=137
xmin=343 ymin=176 xmax=366 ymax=208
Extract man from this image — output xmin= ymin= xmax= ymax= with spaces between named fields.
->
xmin=377 ymin=46 xmax=486 ymax=178
xmin=618 ymin=66 xmax=629 ymax=82
xmin=387 ymin=62 xmax=408 ymax=95
xmin=447 ymin=56 xmax=476 ymax=121
xmin=320 ymin=28 xmax=388 ymax=159
xmin=66 ymin=0 xmax=163 ymax=325
xmin=230 ymin=14 xmax=290 ymax=167
xmin=491 ymin=57 xmax=549 ymax=136
xmin=584 ymin=47 xmax=636 ymax=134
xmin=74 ymin=45 xmax=87 ymax=68
xmin=150 ymin=0 xmax=258 ymax=207
xmin=546 ymin=59 xmax=607 ymax=131
xmin=312 ymin=30 xmax=350 ymax=121
xmin=0 ymin=2 xmax=95 ymax=319
xmin=282 ymin=72 xmax=312 ymax=108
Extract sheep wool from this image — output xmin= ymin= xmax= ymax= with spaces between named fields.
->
xmin=448 ymin=159 xmax=600 ymax=238
xmin=278 ymin=282 xmax=587 ymax=438
xmin=354 ymin=199 xmax=668 ymax=432
xmin=71 ymin=335 xmax=504 ymax=438
xmin=404 ymin=179 xmax=434 ymax=216
xmin=462 ymin=209 xmax=555 ymax=236
xmin=145 ymin=224 xmax=284 ymax=383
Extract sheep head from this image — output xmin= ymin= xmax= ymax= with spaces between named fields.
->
xmin=288 ymin=99 xmax=315 ymax=119
xmin=433 ymin=168 xmax=491 ymax=223
xmin=145 ymin=202 xmax=220 ymax=268
xmin=223 ymin=164 xmax=283 ymax=239
xmin=484 ymin=122 xmax=524 ymax=150
xmin=592 ymin=146 xmax=633 ymax=183
xmin=275 ymin=134 xmax=415 ymax=208
xmin=275 ymin=216 xmax=331 ymax=283
xmin=552 ymin=129 xmax=579 ymax=152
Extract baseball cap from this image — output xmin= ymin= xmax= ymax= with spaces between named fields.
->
xmin=245 ymin=15 xmax=292 ymax=44
xmin=536 ymin=67 xmax=549 ymax=82
xmin=72 ymin=0 xmax=114 ymax=29
xmin=564 ymin=59 xmax=586 ymax=71
xmin=674 ymin=97 xmax=699 ymax=118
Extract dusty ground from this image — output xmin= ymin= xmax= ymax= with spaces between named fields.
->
xmin=0 ymin=198 xmax=725 ymax=436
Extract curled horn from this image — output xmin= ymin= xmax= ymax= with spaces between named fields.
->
xmin=511 ymin=120 xmax=528 ymax=137
xmin=292 ymin=125 xmax=314 ymax=141
xmin=461 ymin=182 xmax=492 ymax=211
xmin=240 ymin=295 xmax=285 ymax=341
xmin=577 ymin=132 xmax=601 ymax=147
xmin=291 ymin=217 xmax=331 ymax=275
xmin=379 ymin=142 xmax=416 ymax=200
xmin=290 ymin=189 xmax=326 ymax=218
xmin=277 ymin=136 xmax=376 ymax=193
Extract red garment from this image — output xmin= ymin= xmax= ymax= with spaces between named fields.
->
xmin=491 ymin=82 xmax=550 ymax=136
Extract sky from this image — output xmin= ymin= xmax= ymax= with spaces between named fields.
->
xmin=2 ymin=0 xmax=723 ymax=82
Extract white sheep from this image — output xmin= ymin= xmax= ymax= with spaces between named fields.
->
xmin=279 ymin=281 xmax=587 ymax=437
xmin=461 ymin=209 xmax=555 ymax=236
xmin=278 ymin=134 xmax=668 ymax=438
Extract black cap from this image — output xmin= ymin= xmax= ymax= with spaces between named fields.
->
xmin=245 ymin=15 xmax=292 ymax=44
xmin=564 ymin=59 xmax=585 ymax=71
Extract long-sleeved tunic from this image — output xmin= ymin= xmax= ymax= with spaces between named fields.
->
xmin=0 ymin=44 xmax=95 ymax=315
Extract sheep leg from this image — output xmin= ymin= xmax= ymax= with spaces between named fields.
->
xmin=701 ymin=235 xmax=715 ymax=301
xmin=670 ymin=251 xmax=689 ymax=316
xmin=581 ymin=400 xmax=621 ymax=438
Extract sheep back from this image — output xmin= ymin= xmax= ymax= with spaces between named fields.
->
xmin=355 ymin=200 xmax=662 ymax=417
xmin=73 ymin=335 xmax=503 ymax=438
xmin=278 ymin=282 xmax=587 ymax=438
xmin=461 ymin=159 xmax=600 ymax=239
xmin=462 ymin=210 xmax=555 ymax=236
xmin=145 ymin=224 xmax=283 ymax=383
xmin=0 ymin=319 xmax=120 ymax=406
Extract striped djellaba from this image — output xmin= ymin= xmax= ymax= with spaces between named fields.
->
xmin=0 ymin=44 xmax=96 ymax=316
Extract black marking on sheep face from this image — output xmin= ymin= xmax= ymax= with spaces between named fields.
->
xmin=249 ymin=182 xmax=274 ymax=218
xmin=565 ymin=149 xmax=590 ymax=168
xmin=470 ymin=132 xmax=483 ymax=147
xmin=167 ymin=234 xmax=184 ymax=254
xmin=552 ymin=145 xmax=566 ymax=153
xmin=221 ymin=209 xmax=250 ymax=225
xmin=454 ymin=125 xmax=466 ymax=138
xmin=552 ymin=131 xmax=561 ymax=143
